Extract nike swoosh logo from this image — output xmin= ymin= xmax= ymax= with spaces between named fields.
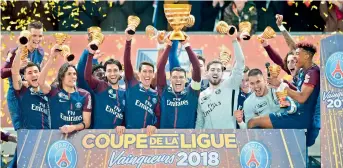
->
xmin=59 ymin=99 xmax=67 ymax=103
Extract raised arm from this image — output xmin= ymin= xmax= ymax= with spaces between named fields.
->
xmin=123 ymin=28 xmax=137 ymax=86
xmin=1 ymin=50 xmax=15 ymax=79
xmin=11 ymin=47 xmax=23 ymax=90
xmin=76 ymin=49 xmax=91 ymax=90
xmin=169 ymin=40 xmax=181 ymax=70
xmin=38 ymin=46 xmax=60 ymax=94
xmin=156 ymin=42 xmax=172 ymax=92
xmin=183 ymin=40 xmax=201 ymax=91
xmin=84 ymin=45 xmax=101 ymax=90
xmin=224 ymin=38 xmax=245 ymax=87
xmin=261 ymin=39 xmax=290 ymax=74
xmin=276 ymin=14 xmax=296 ymax=51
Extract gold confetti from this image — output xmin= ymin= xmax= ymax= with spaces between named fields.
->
xmin=282 ymin=21 xmax=287 ymax=24
xmin=45 ymin=10 xmax=50 ymax=14
xmin=262 ymin=7 xmax=266 ymax=12
xmin=103 ymin=14 xmax=107 ymax=17
xmin=109 ymin=2 xmax=113 ymax=7
xmin=2 ymin=16 xmax=10 ymax=20
xmin=33 ymin=8 xmax=36 ymax=14
xmin=71 ymin=23 xmax=79 ymax=28
xmin=1 ymin=43 xmax=6 ymax=53
xmin=249 ymin=6 xmax=255 ymax=12
xmin=58 ymin=12 xmax=64 ymax=17
xmin=6 ymin=26 xmax=11 ymax=31
xmin=295 ymin=13 xmax=299 ymax=16
xmin=329 ymin=3 xmax=333 ymax=10
xmin=7 ymin=117 xmax=12 ymax=124
xmin=63 ymin=5 xmax=72 ymax=10
xmin=80 ymin=20 xmax=84 ymax=25
xmin=314 ymin=25 xmax=318 ymax=28
xmin=99 ymin=7 xmax=101 ymax=12
xmin=72 ymin=8 xmax=79 ymax=12
xmin=82 ymin=5 xmax=86 ymax=11
xmin=311 ymin=5 xmax=317 ymax=10
xmin=295 ymin=2 xmax=298 ymax=7
xmin=62 ymin=20 xmax=67 ymax=25
xmin=3 ymin=158 xmax=7 ymax=164
xmin=35 ymin=13 xmax=40 ymax=17
xmin=9 ymin=21 xmax=17 ymax=25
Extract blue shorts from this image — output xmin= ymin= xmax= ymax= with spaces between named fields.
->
xmin=269 ymin=112 xmax=311 ymax=129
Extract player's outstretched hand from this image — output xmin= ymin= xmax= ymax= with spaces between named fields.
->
xmin=146 ymin=125 xmax=157 ymax=136
xmin=116 ymin=126 xmax=126 ymax=136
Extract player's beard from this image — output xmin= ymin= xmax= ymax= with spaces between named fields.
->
xmin=107 ymin=76 xmax=119 ymax=85
xmin=209 ymin=78 xmax=221 ymax=86
xmin=108 ymin=79 xmax=118 ymax=85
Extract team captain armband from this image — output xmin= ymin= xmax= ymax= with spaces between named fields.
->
xmin=191 ymin=80 xmax=201 ymax=91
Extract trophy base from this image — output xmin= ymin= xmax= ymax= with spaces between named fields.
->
xmin=169 ymin=31 xmax=185 ymax=41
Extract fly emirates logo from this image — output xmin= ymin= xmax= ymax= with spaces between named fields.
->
xmin=105 ymin=105 xmax=123 ymax=119
xmin=61 ymin=110 xmax=83 ymax=122
xmin=167 ymin=98 xmax=188 ymax=107
xmin=135 ymin=100 xmax=154 ymax=115
xmin=31 ymin=102 xmax=48 ymax=115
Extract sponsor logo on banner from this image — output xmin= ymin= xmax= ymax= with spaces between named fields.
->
xmin=240 ymin=141 xmax=271 ymax=168
xmin=325 ymin=52 xmax=343 ymax=88
xmin=47 ymin=140 xmax=78 ymax=168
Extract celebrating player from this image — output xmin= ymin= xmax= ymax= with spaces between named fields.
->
xmin=196 ymin=30 xmax=246 ymax=129
xmin=124 ymin=27 xmax=159 ymax=136
xmin=11 ymin=46 xmax=50 ymax=129
xmin=158 ymin=36 xmax=201 ymax=129
xmin=84 ymin=42 xmax=126 ymax=135
xmin=38 ymin=45 xmax=92 ymax=133
xmin=1 ymin=21 xmax=45 ymax=130
xmin=234 ymin=69 xmax=297 ymax=128
xmin=248 ymin=43 xmax=320 ymax=130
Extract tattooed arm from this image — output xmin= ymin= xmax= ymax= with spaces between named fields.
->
xmin=276 ymin=14 xmax=296 ymax=51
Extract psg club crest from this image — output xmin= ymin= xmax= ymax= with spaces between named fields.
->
xmin=47 ymin=140 xmax=78 ymax=168
xmin=325 ymin=51 xmax=343 ymax=88
xmin=75 ymin=102 xmax=82 ymax=109
xmin=240 ymin=141 xmax=271 ymax=168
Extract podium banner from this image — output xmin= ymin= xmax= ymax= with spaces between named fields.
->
xmin=18 ymin=129 xmax=306 ymax=168
xmin=320 ymin=34 xmax=343 ymax=168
